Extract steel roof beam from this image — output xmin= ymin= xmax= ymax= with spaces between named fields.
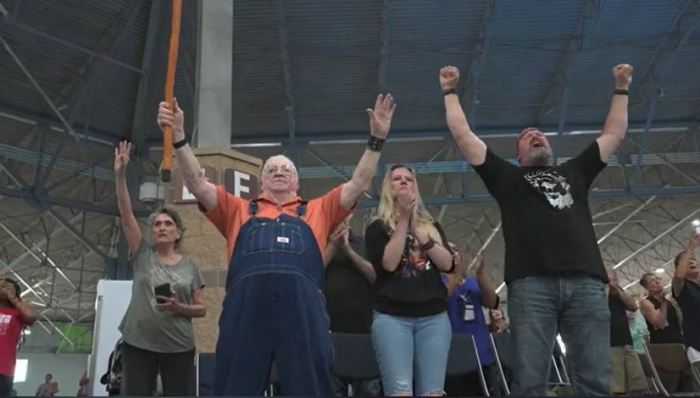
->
xmin=535 ymin=0 xmax=605 ymax=126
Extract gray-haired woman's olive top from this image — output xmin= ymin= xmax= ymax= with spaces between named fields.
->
xmin=119 ymin=244 xmax=204 ymax=353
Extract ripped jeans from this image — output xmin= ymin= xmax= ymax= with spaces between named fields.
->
xmin=371 ymin=311 xmax=451 ymax=396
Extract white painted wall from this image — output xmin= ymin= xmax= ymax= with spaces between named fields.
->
xmin=89 ymin=280 xmax=132 ymax=396
xmin=13 ymin=353 xmax=88 ymax=396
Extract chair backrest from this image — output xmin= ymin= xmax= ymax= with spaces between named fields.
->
xmin=489 ymin=332 xmax=512 ymax=395
xmin=639 ymin=347 xmax=670 ymax=396
xmin=330 ymin=332 xmax=380 ymax=382
xmin=447 ymin=334 xmax=483 ymax=376
xmin=447 ymin=334 xmax=490 ymax=396
xmin=491 ymin=331 xmax=515 ymax=371
xmin=647 ymin=343 xmax=690 ymax=373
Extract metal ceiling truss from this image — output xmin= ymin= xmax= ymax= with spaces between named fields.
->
xmin=464 ymin=0 xmax=499 ymax=125
xmin=631 ymin=0 xmax=700 ymax=184
xmin=430 ymin=0 xmax=499 ymax=225
xmin=605 ymin=203 xmax=700 ymax=295
xmin=222 ymin=120 xmax=697 ymax=146
xmin=535 ymin=0 xmax=605 ymax=131
xmin=0 ymin=205 xmax=109 ymax=327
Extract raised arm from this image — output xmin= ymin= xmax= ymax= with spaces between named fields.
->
xmin=474 ymin=255 xmax=499 ymax=309
xmin=611 ymin=286 xmax=638 ymax=312
xmin=640 ymin=297 xmax=668 ymax=330
xmin=114 ymin=141 xmax=142 ymax=253
xmin=157 ymin=99 xmax=218 ymax=211
xmin=340 ymin=94 xmax=396 ymax=209
xmin=443 ymin=245 xmax=468 ymax=296
xmin=346 ymin=244 xmax=376 ymax=284
xmin=672 ymin=232 xmax=700 ymax=296
xmin=323 ymin=222 xmax=349 ymax=267
xmin=608 ymin=271 xmax=638 ymax=311
xmin=440 ymin=66 xmax=487 ymax=166
xmin=597 ymin=64 xmax=633 ymax=161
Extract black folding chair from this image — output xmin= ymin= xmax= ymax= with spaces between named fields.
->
xmin=330 ymin=332 xmax=380 ymax=396
xmin=639 ymin=345 xmax=669 ymax=396
xmin=490 ymin=331 xmax=514 ymax=395
xmin=447 ymin=334 xmax=490 ymax=397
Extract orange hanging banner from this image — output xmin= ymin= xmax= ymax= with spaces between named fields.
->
xmin=160 ymin=0 xmax=183 ymax=182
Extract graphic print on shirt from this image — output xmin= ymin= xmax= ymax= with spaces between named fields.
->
xmin=0 ymin=314 xmax=12 ymax=335
xmin=523 ymin=169 xmax=574 ymax=210
xmin=398 ymin=233 xmax=433 ymax=278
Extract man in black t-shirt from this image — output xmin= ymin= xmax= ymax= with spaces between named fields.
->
xmin=440 ymin=63 xmax=633 ymax=396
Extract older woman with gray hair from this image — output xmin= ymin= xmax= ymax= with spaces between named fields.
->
xmin=114 ymin=141 xmax=206 ymax=396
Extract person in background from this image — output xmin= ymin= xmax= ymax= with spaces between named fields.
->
xmin=323 ymin=213 xmax=376 ymax=333
xmin=76 ymin=371 xmax=89 ymax=396
xmin=324 ymin=214 xmax=380 ymax=396
xmin=626 ymin=301 xmax=649 ymax=354
xmin=672 ymin=230 xmax=700 ymax=386
xmin=639 ymin=273 xmax=683 ymax=344
xmin=35 ymin=374 xmax=58 ymax=397
xmin=607 ymin=270 xmax=647 ymax=394
xmin=489 ymin=308 xmax=509 ymax=334
xmin=640 ymin=271 xmax=687 ymax=392
xmin=443 ymin=245 xmax=501 ymax=396
xmin=0 ymin=277 xmax=36 ymax=397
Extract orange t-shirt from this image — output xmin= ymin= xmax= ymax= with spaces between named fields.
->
xmin=201 ymin=185 xmax=352 ymax=261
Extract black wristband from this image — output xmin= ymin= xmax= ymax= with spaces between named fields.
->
xmin=442 ymin=88 xmax=457 ymax=96
xmin=173 ymin=138 xmax=188 ymax=149
xmin=367 ymin=135 xmax=385 ymax=152
xmin=613 ymin=89 xmax=629 ymax=96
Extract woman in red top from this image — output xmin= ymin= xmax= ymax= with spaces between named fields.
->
xmin=0 ymin=278 xmax=36 ymax=396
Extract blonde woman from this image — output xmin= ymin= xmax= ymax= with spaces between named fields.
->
xmin=364 ymin=164 xmax=455 ymax=396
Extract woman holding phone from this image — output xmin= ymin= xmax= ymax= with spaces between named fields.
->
xmin=114 ymin=141 xmax=206 ymax=396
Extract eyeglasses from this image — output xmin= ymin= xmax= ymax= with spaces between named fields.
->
xmin=264 ymin=164 xmax=295 ymax=175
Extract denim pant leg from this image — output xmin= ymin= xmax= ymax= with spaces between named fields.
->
xmin=559 ymin=276 xmax=610 ymax=396
xmin=414 ymin=311 xmax=452 ymax=396
xmin=372 ymin=312 xmax=414 ymax=395
xmin=508 ymin=277 xmax=559 ymax=396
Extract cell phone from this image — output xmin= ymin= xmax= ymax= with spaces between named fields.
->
xmin=154 ymin=283 xmax=172 ymax=304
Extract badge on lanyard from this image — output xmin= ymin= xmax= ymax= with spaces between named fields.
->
xmin=459 ymin=293 xmax=475 ymax=322
xmin=277 ymin=236 xmax=290 ymax=244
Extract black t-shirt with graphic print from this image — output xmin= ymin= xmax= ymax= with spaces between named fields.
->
xmin=365 ymin=219 xmax=449 ymax=317
xmin=473 ymin=141 xmax=607 ymax=283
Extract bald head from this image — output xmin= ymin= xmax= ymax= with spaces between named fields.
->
xmin=260 ymin=154 xmax=299 ymax=196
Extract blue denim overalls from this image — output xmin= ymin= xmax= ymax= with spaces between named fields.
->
xmin=213 ymin=199 xmax=333 ymax=396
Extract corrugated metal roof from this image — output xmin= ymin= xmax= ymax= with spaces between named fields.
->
xmin=1 ymin=0 xmax=698 ymax=144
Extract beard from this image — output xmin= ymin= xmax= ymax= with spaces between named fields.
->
xmin=527 ymin=147 xmax=552 ymax=166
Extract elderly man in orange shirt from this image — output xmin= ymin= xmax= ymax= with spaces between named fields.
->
xmin=157 ymin=94 xmax=396 ymax=396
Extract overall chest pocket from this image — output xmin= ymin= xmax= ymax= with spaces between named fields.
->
xmin=242 ymin=220 xmax=306 ymax=256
